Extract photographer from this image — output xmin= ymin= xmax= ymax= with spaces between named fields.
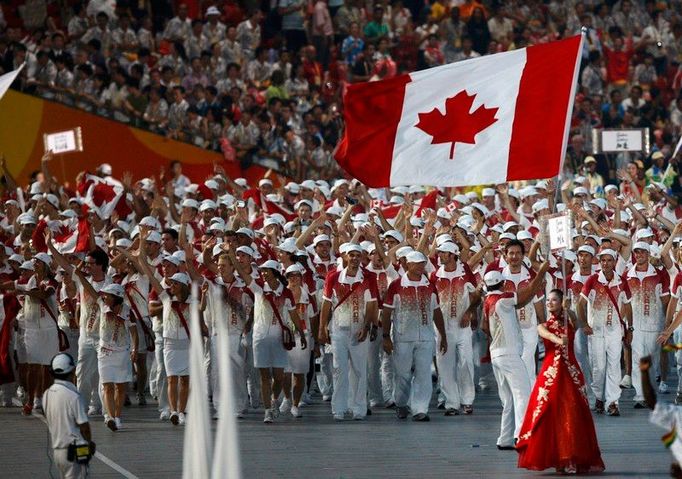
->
xmin=43 ymin=353 xmax=93 ymax=479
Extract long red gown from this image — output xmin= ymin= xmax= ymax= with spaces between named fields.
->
xmin=516 ymin=314 xmax=605 ymax=473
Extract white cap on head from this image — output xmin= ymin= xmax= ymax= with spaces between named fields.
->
xmin=295 ymin=199 xmax=313 ymax=211
xmin=636 ymin=228 xmax=654 ymax=239
xmin=577 ymin=245 xmax=595 ymax=256
xmin=99 ymin=163 xmax=112 ymax=176
xmin=326 ymin=205 xmax=344 ymax=217
xmin=34 ymin=252 xmax=52 ymax=266
xmin=590 ymin=198 xmax=607 ymax=210
xmin=531 ymin=199 xmax=549 ymax=214
xmin=234 ymin=178 xmax=248 ymax=188
xmin=519 ymin=186 xmax=537 ymax=199
xmin=503 ymin=221 xmax=518 ymax=232
xmin=406 ymin=251 xmax=427 ymax=264
xmin=182 ymin=198 xmax=199 ymax=210
xmin=236 ymin=245 xmax=255 ymax=257
xmin=483 ymin=270 xmax=504 ymax=287
xmin=482 ymin=188 xmax=496 ymax=197
xmin=517 ymin=230 xmax=533 ymax=241
xmin=50 ymin=353 xmax=76 ymax=376
xmin=259 ymin=259 xmax=281 ymax=271
xmin=598 ymin=249 xmax=617 ymax=259
xmin=383 ymin=230 xmax=404 ymax=242
xmin=206 ymin=5 xmax=221 ymax=15
xmin=436 ymin=208 xmax=451 ymax=220
xmin=313 ymin=234 xmax=331 ymax=246
xmin=285 ymin=264 xmax=305 ymax=276
xmin=633 ymin=241 xmax=650 ymax=253
xmin=435 ymin=234 xmax=453 ymax=246
xmin=343 ymin=243 xmax=363 ymax=254
xmin=499 ymin=232 xmax=516 ymax=241
xmin=170 ymin=272 xmax=191 ymax=285
xmin=199 ymin=200 xmax=217 ymax=212
xmin=605 ymin=184 xmax=618 ymax=193
xmin=263 ymin=217 xmax=281 ymax=228
xmin=573 ymin=186 xmax=589 ymax=196
xmin=162 ymin=254 xmax=181 ymax=266
xmin=204 ymin=180 xmax=219 ymax=191
xmin=116 ymin=238 xmax=132 ymax=249
xmin=146 ymin=231 xmax=162 ymax=243
xmin=300 ymin=180 xmax=316 ymax=190
xmin=454 ymin=194 xmax=469 ymax=204
xmin=436 ymin=242 xmax=459 ymax=254
xmin=277 ymin=238 xmax=298 ymax=253
xmin=18 ymin=213 xmax=37 ymax=225
xmin=285 ymin=182 xmax=300 ymax=194
xmin=395 ymin=246 xmax=414 ymax=259
xmin=8 ymin=253 xmax=23 ymax=264
xmin=236 ymin=227 xmax=254 ymax=238
xmin=140 ymin=215 xmax=160 ymax=229
xmin=562 ymin=249 xmax=577 ymax=262
xmin=20 ymin=260 xmax=34 ymax=271
xmin=100 ymin=283 xmax=125 ymax=298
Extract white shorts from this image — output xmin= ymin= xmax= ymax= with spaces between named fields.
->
xmin=24 ymin=328 xmax=58 ymax=365
xmin=253 ymin=331 xmax=287 ymax=369
xmin=164 ymin=338 xmax=190 ymax=377
xmin=286 ymin=333 xmax=311 ymax=374
xmin=98 ymin=348 xmax=132 ymax=384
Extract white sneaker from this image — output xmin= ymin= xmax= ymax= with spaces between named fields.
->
xmin=291 ymin=406 xmax=302 ymax=418
xmin=620 ymin=374 xmax=633 ymax=389
xmin=16 ymin=386 xmax=25 ymax=400
xmin=33 ymin=398 xmax=42 ymax=411
xmin=159 ymin=410 xmax=170 ymax=421
xmin=279 ymin=398 xmax=291 ymax=414
xmin=87 ymin=406 xmax=100 ymax=416
xmin=114 ymin=417 xmax=122 ymax=430
xmin=659 ymin=381 xmax=670 ymax=394
xmin=271 ymin=400 xmax=280 ymax=418
xmin=178 ymin=412 xmax=186 ymax=425
xmin=263 ymin=409 xmax=274 ymax=423
xmin=300 ymin=394 xmax=313 ymax=406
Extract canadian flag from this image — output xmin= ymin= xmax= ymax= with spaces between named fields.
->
xmin=335 ymin=36 xmax=583 ymax=187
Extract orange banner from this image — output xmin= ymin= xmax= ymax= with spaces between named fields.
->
xmin=0 ymin=90 xmax=273 ymax=187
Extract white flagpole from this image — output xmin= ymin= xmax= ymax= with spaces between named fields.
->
xmin=211 ymin=287 xmax=242 ymax=479
xmin=0 ymin=63 xmax=24 ymax=102
xmin=182 ymin=283 xmax=213 ymax=479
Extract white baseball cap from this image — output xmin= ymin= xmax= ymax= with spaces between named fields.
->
xmin=100 ymin=283 xmax=125 ymax=298
xmin=633 ymin=241 xmax=650 ymax=253
xmin=259 ymin=260 xmax=281 ymax=271
xmin=577 ymin=245 xmax=595 ymax=256
xmin=396 ymin=246 xmax=414 ymax=259
xmin=436 ymin=242 xmax=459 ymax=254
xmin=313 ymin=234 xmax=331 ymax=246
xmin=182 ymin=199 xmax=199 ymax=210
xmin=236 ymin=245 xmax=255 ymax=257
xmin=406 ymin=251 xmax=427 ymax=264
xmin=483 ymin=270 xmax=504 ymax=287
xmin=169 ymin=272 xmax=191 ymax=285
xmin=517 ymin=230 xmax=534 ymax=241
xmin=146 ymin=231 xmax=162 ymax=243
xmin=598 ymin=249 xmax=617 ymax=259
xmin=383 ymin=230 xmax=404 ymax=242
xmin=34 ymin=252 xmax=52 ymax=266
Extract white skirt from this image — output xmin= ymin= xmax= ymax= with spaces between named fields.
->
xmin=164 ymin=338 xmax=190 ymax=377
xmin=286 ymin=333 xmax=311 ymax=374
xmin=98 ymin=348 xmax=133 ymax=384
xmin=24 ymin=328 xmax=58 ymax=365
xmin=253 ymin=328 xmax=288 ymax=369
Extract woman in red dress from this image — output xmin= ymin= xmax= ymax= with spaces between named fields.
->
xmin=516 ymin=289 xmax=605 ymax=474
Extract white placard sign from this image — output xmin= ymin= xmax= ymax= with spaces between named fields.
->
xmin=547 ymin=214 xmax=571 ymax=252
xmin=600 ymin=130 xmax=643 ymax=152
xmin=43 ymin=127 xmax=83 ymax=155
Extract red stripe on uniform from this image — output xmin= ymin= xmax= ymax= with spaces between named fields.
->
xmin=334 ymin=74 xmax=411 ymax=187
xmin=507 ymin=36 xmax=582 ymax=181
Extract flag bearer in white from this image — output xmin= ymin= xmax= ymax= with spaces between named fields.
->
xmin=382 ymin=251 xmax=447 ymax=422
xmin=319 ymin=243 xmax=378 ymax=421
xmin=483 ymin=261 xmax=549 ymax=449
xmin=47 ymin=236 xmax=112 ymax=417
xmin=430 ymin=241 xmax=480 ymax=415
xmin=624 ymin=242 xmax=669 ymax=408
xmin=496 ymin=239 xmax=545 ymax=383
xmin=201 ymin=251 xmax=254 ymax=419
xmin=578 ymin=249 xmax=633 ymax=417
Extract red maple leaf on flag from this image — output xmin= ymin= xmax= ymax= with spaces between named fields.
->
xmin=415 ymin=90 xmax=499 ymax=160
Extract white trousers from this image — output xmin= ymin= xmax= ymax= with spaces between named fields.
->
xmin=675 ymin=328 xmax=682 ymax=394
xmin=76 ymin=340 xmax=101 ymax=410
xmin=316 ymin=346 xmax=334 ymax=397
xmin=52 ymin=449 xmax=87 ymax=479
xmin=393 ymin=340 xmax=435 ymax=416
xmin=521 ymin=328 xmax=538 ymax=385
xmin=491 ymin=354 xmax=530 ymax=446
xmin=574 ymin=327 xmax=591 ymax=385
xmin=153 ymin=337 xmax=169 ymax=413
xmin=437 ymin=329 xmax=475 ymax=409
xmin=367 ymin=335 xmax=384 ymax=406
xmin=632 ymin=329 xmax=660 ymax=402
xmin=331 ymin=330 xmax=369 ymax=417
xmin=211 ymin=334 xmax=247 ymax=414
xmin=588 ymin=333 xmax=622 ymax=405
xmin=244 ymin=333 xmax=260 ymax=408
